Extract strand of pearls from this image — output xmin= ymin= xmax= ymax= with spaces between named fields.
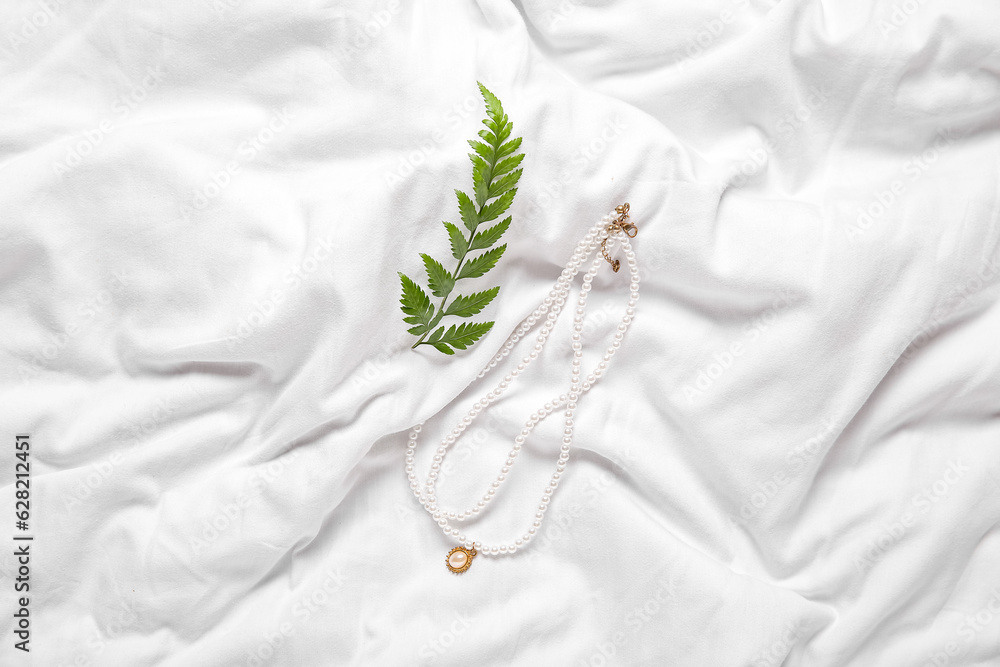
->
xmin=405 ymin=209 xmax=640 ymax=558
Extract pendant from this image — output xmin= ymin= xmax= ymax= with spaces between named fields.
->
xmin=445 ymin=546 xmax=477 ymax=573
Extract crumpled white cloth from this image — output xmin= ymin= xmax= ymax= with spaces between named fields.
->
xmin=1 ymin=0 xmax=999 ymax=665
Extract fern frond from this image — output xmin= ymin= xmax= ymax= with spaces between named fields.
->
xmin=404 ymin=82 xmax=525 ymax=354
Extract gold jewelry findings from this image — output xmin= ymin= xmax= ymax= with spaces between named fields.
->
xmin=601 ymin=202 xmax=638 ymax=272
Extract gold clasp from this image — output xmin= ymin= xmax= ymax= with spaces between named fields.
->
xmin=601 ymin=202 xmax=637 ymax=272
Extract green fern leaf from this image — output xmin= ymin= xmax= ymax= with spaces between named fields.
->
xmin=474 ymin=178 xmax=489 ymax=209
xmin=469 ymin=217 xmax=510 ymax=251
xmin=421 ymin=253 xmax=454 ymax=298
xmin=398 ymin=272 xmax=433 ymax=324
xmin=479 ymin=189 xmax=516 ymax=224
xmin=468 ymin=139 xmax=493 ymax=162
xmin=443 ymin=222 xmax=468 ymax=260
xmin=469 ymin=154 xmax=490 ymax=207
xmin=496 ymin=136 xmax=522 ymax=161
xmin=492 ymin=154 xmax=524 ymax=179
xmin=437 ymin=321 xmax=495 ymax=350
xmin=469 ymin=152 xmax=490 ymax=175
xmin=457 ymin=245 xmax=506 ymax=280
xmin=488 ymin=169 xmax=522 ymax=199
xmin=456 ymin=190 xmax=478 ymax=231
xmin=478 ymin=82 xmax=502 ymax=118
xmin=497 ymin=119 xmax=512 ymax=144
xmin=444 ymin=286 xmax=500 ymax=317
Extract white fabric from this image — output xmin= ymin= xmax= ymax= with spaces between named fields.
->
xmin=2 ymin=0 xmax=999 ymax=665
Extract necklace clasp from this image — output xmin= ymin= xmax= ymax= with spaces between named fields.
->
xmin=602 ymin=202 xmax=637 ymax=271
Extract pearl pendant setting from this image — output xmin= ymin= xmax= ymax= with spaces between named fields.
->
xmin=446 ymin=546 xmax=477 ymax=573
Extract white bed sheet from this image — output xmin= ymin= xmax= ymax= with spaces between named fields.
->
xmin=1 ymin=0 xmax=999 ymax=665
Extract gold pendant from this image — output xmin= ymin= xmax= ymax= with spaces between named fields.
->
xmin=445 ymin=546 xmax=476 ymax=573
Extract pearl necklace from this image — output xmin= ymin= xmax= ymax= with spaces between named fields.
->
xmin=405 ymin=204 xmax=640 ymax=573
